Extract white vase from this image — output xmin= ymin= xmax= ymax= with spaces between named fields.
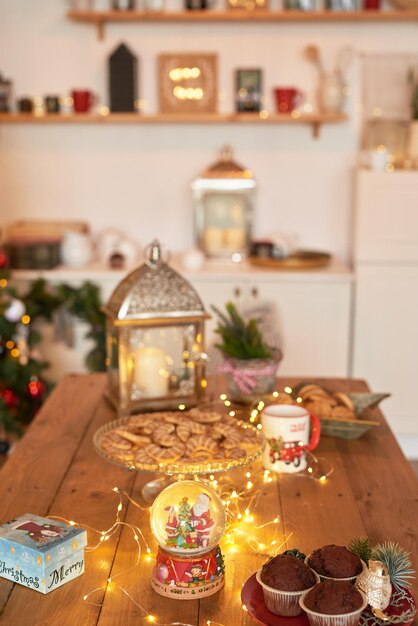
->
xmin=407 ymin=120 xmax=418 ymax=166
xmin=319 ymin=73 xmax=345 ymax=114
xmin=61 ymin=231 xmax=94 ymax=269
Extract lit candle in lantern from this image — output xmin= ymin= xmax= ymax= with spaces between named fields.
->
xmin=203 ymin=227 xmax=224 ymax=252
xmin=225 ymin=227 xmax=245 ymax=250
xmin=134 ymin=347 xmax=169 ymax=398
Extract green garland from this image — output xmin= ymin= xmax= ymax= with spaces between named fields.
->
xmin=0 ymin=268 xmax=105 ymax=436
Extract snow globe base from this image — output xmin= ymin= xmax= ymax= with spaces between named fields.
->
xmin=151 ymin=545 xmax=225 ymax=600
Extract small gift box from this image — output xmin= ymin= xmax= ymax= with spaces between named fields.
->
xmin=0 ymin=514 xmax=87 ymax=594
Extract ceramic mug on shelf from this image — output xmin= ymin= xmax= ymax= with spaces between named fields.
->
xmin=61 ymin=231 xmax=94 ymax=269
xmin=71 ymin=90 xmax=96 ymax=113
xmin=261 ymin=404 xmax=320 ymax=473
xmin=359 ymin=147 xmax=391 ymax=172
xmin=273 ymin=87 xmax=304 ymax=114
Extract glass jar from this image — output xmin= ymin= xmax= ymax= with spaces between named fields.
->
xmin=319 ymin=72 xmax=345 ymax=114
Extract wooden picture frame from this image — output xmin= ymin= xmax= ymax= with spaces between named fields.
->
xmin=158 ymin=53 xmax=218 ymax=114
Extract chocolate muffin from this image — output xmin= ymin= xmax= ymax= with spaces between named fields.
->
xmin=308 ymin=545 xmax=362 ymax=579
xmin=260 ymin=554 xmax=317 ymax=591
xmin=303 ymin=580 xmax=364 ymax=615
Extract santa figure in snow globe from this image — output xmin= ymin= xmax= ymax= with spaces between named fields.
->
xmin=150 ymin=480 xmax=226 ymax=599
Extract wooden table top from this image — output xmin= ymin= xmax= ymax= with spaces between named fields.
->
xmin=0 ymin=374 xmax=417 ymax=626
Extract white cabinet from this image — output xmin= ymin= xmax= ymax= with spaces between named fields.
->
xmin=190 ymin=266 xmax=352 ymax=378
xmin=189 ymin=278 xmax=244 ymax=346
xmin=13 ymin=258 xmax=353 ymax=381
xmin=353 ymin=265 xmax=418 ymax=437
xmin=353 ymin=170 xmax=418 ymax=454
xmin=252 ymin=279 xmax=351 ymax=377
xmin=355 ymin=171 xmax=418 ymax=263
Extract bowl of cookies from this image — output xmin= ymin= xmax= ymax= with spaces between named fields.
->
xmin=94 ymin=404 xmax=263 ymax=477
xmin=291 ymin=383 xmax=389 ymax=440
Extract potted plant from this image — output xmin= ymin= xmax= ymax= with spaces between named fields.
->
xmin=212 ymin=302 xmax=282 ymax=403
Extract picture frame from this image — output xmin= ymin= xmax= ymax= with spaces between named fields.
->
xmin=158 ymin=53 xmax=218 ymax=114
xmin=235 ymin=69 xmax=263 ymax=113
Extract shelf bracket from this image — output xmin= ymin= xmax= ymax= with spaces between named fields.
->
xmin=312 ymin=122 xmax=320 ymax=139
xmin=97 ymin=19 xmax=105 ymax=40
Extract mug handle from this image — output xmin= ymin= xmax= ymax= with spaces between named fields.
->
xmin=88 ymin=92 xmax=97 ymax=110
xmin=306 ymin=412 xmax=321 ymax=451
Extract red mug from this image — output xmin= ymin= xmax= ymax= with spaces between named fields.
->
xmin=71 ymin=90 xmax=95 ymax=113
xmin=274 ymin=87 xmax=304 ymax=114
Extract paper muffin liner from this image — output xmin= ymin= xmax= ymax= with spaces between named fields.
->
xmin=299 ymin=588 xmax=368 ymax=626
xmin=256 ymin=568 xmax=320 ymax=616
xmin=305 ymin=556 xmax=367 ymax=583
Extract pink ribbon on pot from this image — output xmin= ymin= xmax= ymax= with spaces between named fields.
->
xmin=217 ymin=360 xmax=279 ymax=395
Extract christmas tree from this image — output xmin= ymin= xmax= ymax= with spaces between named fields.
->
xmin=178 ymin=497 xmax=194 ymax=545
xmin=0 ymin=265 xmax=49 ymax=442
xmin=0 ymin=247 xmax=106 ymax=444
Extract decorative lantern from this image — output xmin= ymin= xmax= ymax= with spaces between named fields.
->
xmin=192 ymin=145 xmax=256 ymax=260
xmin=150 ymin=480 xmax=226 ymax=599
xmin=103 ymin=240 xmax=209 ymax=415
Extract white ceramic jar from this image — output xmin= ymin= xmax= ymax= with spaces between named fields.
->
xmin=61 ymin=231 xmax=94 ymax=269
xmin=319 ymin=73 xmax=345 ymax=114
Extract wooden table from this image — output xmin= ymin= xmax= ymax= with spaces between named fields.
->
xmin=0 ymin=374 xmax=417 ymax=626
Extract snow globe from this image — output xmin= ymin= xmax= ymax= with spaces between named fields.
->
xmin=150 ymin=480 xmax=226 ymax=599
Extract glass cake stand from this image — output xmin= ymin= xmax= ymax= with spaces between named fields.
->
xmin=93 ymin=414 xmax=263 ymax=502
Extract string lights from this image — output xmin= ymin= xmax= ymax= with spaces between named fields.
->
xmin=45 ymin=387 xmax=333 ymax=623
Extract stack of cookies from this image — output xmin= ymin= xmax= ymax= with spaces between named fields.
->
xmin=98 ymin=408 xmax=261 ymax=470
xmin=298 ymin=384 xmax=356 ymax=420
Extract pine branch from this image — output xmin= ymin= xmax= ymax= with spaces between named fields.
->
xmin=212 ymin=301 xmax=273 ymax=360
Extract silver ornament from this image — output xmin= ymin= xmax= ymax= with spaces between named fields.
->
xmin=357 ymin=559 xmax=392 ymax=616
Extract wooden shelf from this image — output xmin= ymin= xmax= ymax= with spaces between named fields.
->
xmin=0 ymin=111 xmax=348 ymax=138
xmin=67 ymin=8 xmax=418 ymax=39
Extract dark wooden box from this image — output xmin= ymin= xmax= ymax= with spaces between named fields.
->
xmin=6 ymin=241 xmax=61 ymax=269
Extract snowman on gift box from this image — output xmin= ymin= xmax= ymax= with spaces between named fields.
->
xmin=150 ymin=481 xmax=226 ymax=599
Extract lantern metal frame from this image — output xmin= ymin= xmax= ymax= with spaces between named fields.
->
xmin=192 ymin=145 xmax=256 ymax=259
xmin=103 ymin=240 xmax=210 ymax=415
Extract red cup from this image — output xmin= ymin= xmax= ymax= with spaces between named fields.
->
xmin=364 ymin=0 xmax=380 ymax=8
xmin=71 ymin=90 xmax=95 ymax=113
xmin=274 ymin=87 xmax=304 ymax=114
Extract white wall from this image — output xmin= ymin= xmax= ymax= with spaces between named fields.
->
xmin=1 ymin=1 xmax=418 ymax=261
